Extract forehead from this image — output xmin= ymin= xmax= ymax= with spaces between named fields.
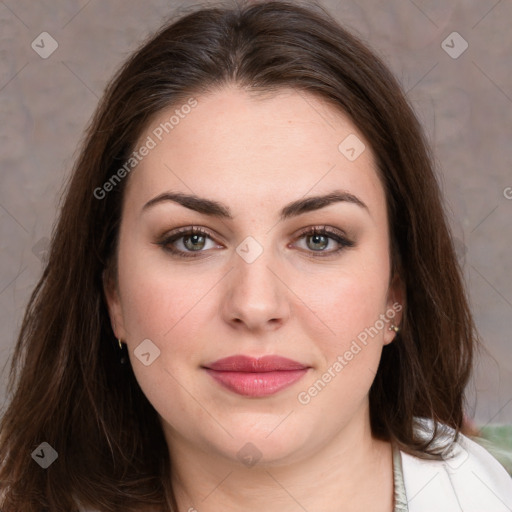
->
xmin=124 ymin=85 xmax=385 ymax=222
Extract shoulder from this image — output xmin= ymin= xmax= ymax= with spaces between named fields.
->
xmin=399 ymin=417 xmax=512 ymax=512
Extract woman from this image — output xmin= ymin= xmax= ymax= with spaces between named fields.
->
xmin=0 ymin=1 xmax=511 ymax=510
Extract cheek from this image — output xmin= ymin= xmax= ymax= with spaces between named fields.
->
xmin=321 ymin=285 xmax=388 ymax=380
xmin=344 ymin=279 xmax=388 ymax=334
xmin=296 ymin=257 xmax=391 ymax=352
xmin=116 ymin=234 xmax=211 ymax=343
xmin=295 ymin=270 xmax=390 ymax=416
xmin=116 ymin=248 xmax=213 ymax=421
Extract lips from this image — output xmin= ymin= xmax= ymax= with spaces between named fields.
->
xmin=204 ymin=355 xmax=308 ymax=372
xmin=202 ymin=355 xmax=310 ymax=397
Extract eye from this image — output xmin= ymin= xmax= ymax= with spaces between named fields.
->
xmin=155 ymin=225 xmax=354 ymax=259
xmin=292 ymin=226 xmax=354 ymax=257
xmin=155 ymin=226 xmax=221 ymax=258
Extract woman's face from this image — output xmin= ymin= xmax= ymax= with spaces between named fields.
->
xmin=105 ymin=85 xmax=403 ymax=465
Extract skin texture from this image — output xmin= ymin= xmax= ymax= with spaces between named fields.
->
xmin=105 ymin=85 xmax=404 ymax=512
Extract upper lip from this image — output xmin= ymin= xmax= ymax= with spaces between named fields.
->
xmin=203 ymin=355 xmax=309 ymax=372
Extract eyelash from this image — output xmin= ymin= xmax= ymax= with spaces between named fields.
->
xmin=155 ymin=225 xmax=355 ymax=259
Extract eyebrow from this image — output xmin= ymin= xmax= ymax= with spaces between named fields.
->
xmin=142 ymin=189 xmax=368 ymax=221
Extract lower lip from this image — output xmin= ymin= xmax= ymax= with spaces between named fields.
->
xmin=204 ymin=369 xmax=309 ymax=397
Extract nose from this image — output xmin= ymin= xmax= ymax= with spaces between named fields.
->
xmin=221 ymin=245 xmax=291 ymax=332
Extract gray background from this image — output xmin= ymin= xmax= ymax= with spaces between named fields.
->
xmin=1 ymin=0 xmax=511 ymax=424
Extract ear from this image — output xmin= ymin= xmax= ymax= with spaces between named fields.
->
xmin=102 ymin=267 xmax=127 ymax=340
xmin=383 ymin=271 xmax=405 ymax=346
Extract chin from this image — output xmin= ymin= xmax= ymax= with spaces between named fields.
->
xmin=210 ymin=420 xmax=313 ymax=467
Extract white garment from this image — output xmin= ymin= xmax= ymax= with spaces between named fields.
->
xmin=400 ymin=418 xmax=512 ymax=511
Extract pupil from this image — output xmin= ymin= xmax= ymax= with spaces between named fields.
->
xmin=309 ymin=234 xmax=327 ymax=250
xmin=185 ymin=234 xmax=205 ymax=251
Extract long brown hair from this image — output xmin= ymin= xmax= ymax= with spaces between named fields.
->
xmin=0 ymin=1 xmax=478 ymax=510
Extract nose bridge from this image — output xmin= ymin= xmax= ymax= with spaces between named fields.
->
xmin=234 ymin=236 xmax=280 ymax=303
xmin=223 ymin=235 xmax=289 ymax=328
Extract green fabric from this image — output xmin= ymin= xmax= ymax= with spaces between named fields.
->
xmin=470 ymin=424 xmax=512 ymax=476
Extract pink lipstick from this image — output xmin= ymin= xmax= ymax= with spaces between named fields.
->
xmin=202 ymin=355 xmax=310 ymax=397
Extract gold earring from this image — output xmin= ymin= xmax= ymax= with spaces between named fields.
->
xmin=389 ymin=324 xmax=400 ymax=333
xmin=118 ymin=338 xmax=128 ymax=365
